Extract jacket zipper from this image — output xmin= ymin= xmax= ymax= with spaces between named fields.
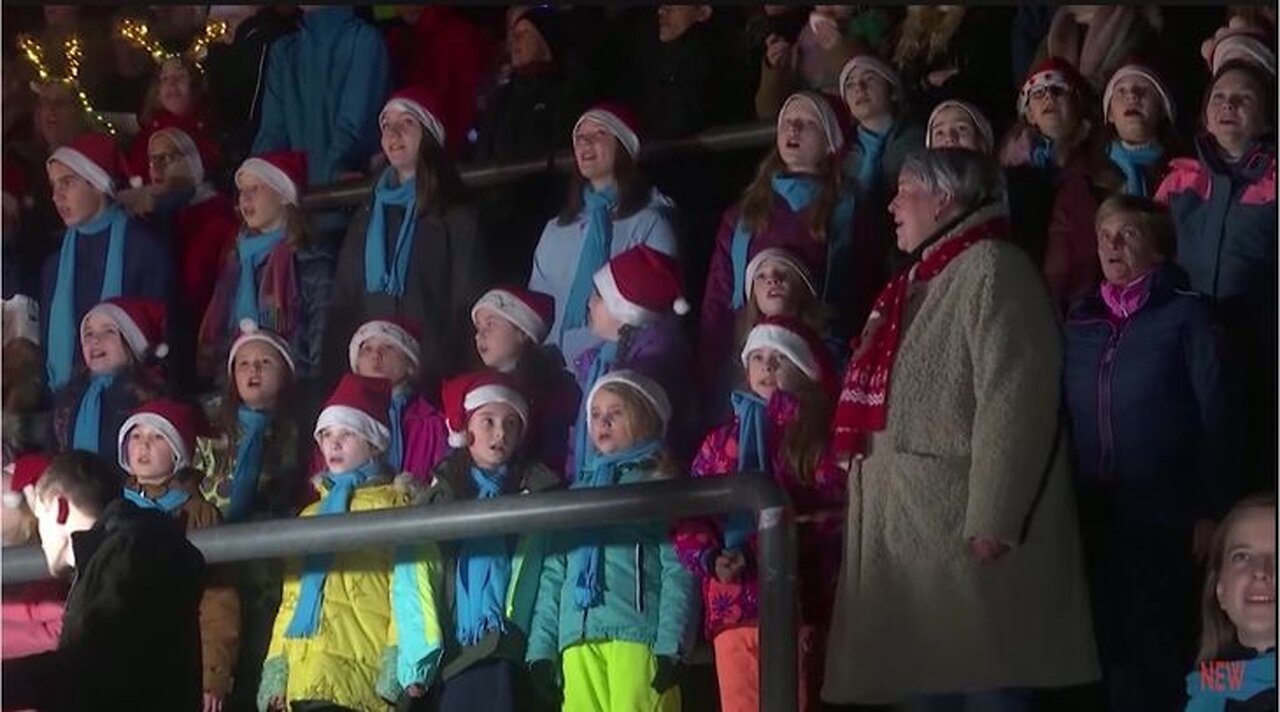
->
xmin=1096 ymin=321 xmax=1125 ymax=481
xmin=635 ymin=543 xmax=644 ymax=613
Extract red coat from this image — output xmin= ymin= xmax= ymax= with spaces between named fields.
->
xmin=1043 ymin=160 xmax=1106 ymax=312
xmin=173 ymin=194 xmax=238 ymax=322
xmin=1 ymin=579 xmax=66 ymax=660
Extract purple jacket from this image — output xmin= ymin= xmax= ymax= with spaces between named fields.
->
xmin=308 ymin=393 xmax=448 ymax=485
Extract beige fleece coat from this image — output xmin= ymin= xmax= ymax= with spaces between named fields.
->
xmin=822 ymin=206 xmax=1099 ymax=704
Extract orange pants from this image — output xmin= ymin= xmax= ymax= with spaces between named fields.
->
xmin=711 ymin=624 xmax=819 ymax=712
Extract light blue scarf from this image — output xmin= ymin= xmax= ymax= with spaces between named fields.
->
xmin=386 ymin=390 xmax=410 ymax=472
xmin=725 ymin=391 xmax=768 ymax=549
xmin=363 ymin=167 xmax=418 ymax=296
xmin=1029 ymin=135 xmax=1057 ymax=171
xmin=231 ymin=227 xmax=284 ymax=328
xmin=71 ymin=373 xmax=116 ymax=453
xmin=572 ymin=341 xmax=619 ymax=480
xmin=454 ymin=465 xmax=513 ymax=646
xmin=123 ymin=484 xmax=191 ymax=514
xmin=562 ymin=185 xmax=618 ymax=330
xmin=284 ymin=459 xmax=381 ymax=639
xmin=730 ymin=174 xmax=821 ymax=309
xmin=46 ymin=205 xmax=128 ymax=389
xmin=1185 ymin=651 xmax=1275 ymax=711
xmin=854 ymin=124 xmax=890 ymax=193
xmin=568 ymin=439 xmax=662 ymax=609
xmin=1108 ymin=140 xmax=1164 ymax=198
xmin=226 ymin=406 xmax=271 ymax=523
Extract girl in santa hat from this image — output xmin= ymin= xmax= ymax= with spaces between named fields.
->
xmin=48 ymin=297 xmax=166 ymax=472
xmin=529 ymin=103 xmax=679 ymax=369
xmin=1102 ymin=63 xmax=1182 ymax=198
xmin=326 ymin=86 xmax=492 ymax=397
xmin=674 ymin=317 xmax=845 ymax=712
xmin=198 ymin=150 xmax=333 ymax=388
xmin=526 ymin=370 xmax=697 ymax=712
xmin=471 ymin=286 xmax=581 ymax=473
xmin=118 ymin=398 xmax=241 ymax=711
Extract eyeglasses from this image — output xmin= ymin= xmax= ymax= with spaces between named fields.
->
xmin=147 ymin=151 xmax=184 ymax=170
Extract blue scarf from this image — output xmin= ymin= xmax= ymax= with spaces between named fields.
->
xmin=226 ymin=406 xmax=271 ymax=523
xmin=46 ymin=205 xmax=128 ymax=389
xmin=363 ymin=168 xmax=418 ymax=296
xmin=454 ymin=465 xmax=513 ymax=646
xmin=71 ymin=373 xmax=116 ymax=453
xmin=386 ymin=390 xmax=410 ymax=472
xmin=854 ymin=124 xmax=890 ymax=193
xmin=1108 ymin=140 xmax=1164 ymax=198
xmin=729 ymin=174 xmax=822 ymax=310
xmin=562 ymin=185 xmax=618 ymax=330
xmin=1185 ymin=651 xmax=1275 ymax=711
xmin=725 ymin=391 xmax=768 ymax=549
xmin=1029 ymin=135 xmax=1057 ymax=171
xmin=231 ymin=227 xmax=284 ymax=328
xmin=568 ymin=439 xmax=662 ymax=609
xmin=123 ymin=484 xmax=191 ymax=514
xmin=284 ymin=459 xmax=381 ymax=639
xmin=572 ymin=341 xmax=619 ymax=480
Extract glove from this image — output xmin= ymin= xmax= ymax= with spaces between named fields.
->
xmin=528 ymin=660 xmax=562 ymax=708
xmin=651 ymin=655 xmax=682 ymax=694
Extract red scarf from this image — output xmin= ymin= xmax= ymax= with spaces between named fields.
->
xmin=832 ymin=216 xmax=1007 ymax=460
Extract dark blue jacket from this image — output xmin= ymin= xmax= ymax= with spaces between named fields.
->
xmin=47 ymin=374 xmax=150 ymax=474
xmin=1063 ymin=263 xmax=1236 ymax=525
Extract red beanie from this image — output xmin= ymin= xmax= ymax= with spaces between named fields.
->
xmin=5 ymin=452 xmax=53 ymax=508
xmin=48 ymin=133 xmax=128 ymax=196
xmin=314 ymin=374 xmax=393 ymax=452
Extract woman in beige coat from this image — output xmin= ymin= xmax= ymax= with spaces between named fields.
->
xmin=822 ymin=149 xmax=1099 ymax=708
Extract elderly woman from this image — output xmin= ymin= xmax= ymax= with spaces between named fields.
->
xmin=823 ymin=149 xmax=1098 ymax=709
xmin=1064 ymin=195 xmax=1234 ymax=712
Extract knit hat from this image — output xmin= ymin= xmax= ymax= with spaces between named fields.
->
xmin=592 ymin=245 xmax=689 ymax=327
xmin=1203 ymin=22 xmax=1277 ymax=76
xmin=82 ymin=297 xmax=168 ymax=360
xmin=515 ymin=6 xmax=566 ymax=61
xmin=779 ymin=91 xmax=845 ymax=153
xmin=1103 ymin=63 xmax=1175 ymax=124
xmin=47 ymin=133 xmax=127 ymax=196
xmin=381 ymin=85 xmax=447 ymax=148
xmin=227 ymin=318 xmax=296 ymax=376
xmin=471 ymin=286 xmax=555 ymax=344
xmin=925 ymin=99 xmax=996 ymax=153
xmin=117 ymin=398 xmax=208 ymax=472
xmin=1019 ymin=56 xmax=1085 ymax=117
xmin=2 ymin=295 xmax=40 ymax=347
xmin=314 ymin=374 xmax=393 ymax=452
xmin=839 ymin=54 xmax=902 ymax=95
xmin=574 ymin=103 xmax=642 ymax=157
xmin=441 ymin=370 xmax=530 ymax=448
xmin=348 ymin=317 xmax=423 ymax=371
xmin=743 ymin=247 xmax=817 ymax=302
xmin=586 ymin=369 xmax=672 ymax=433
xmin=5 ymin=452 xmax=52 ymax=508
xmin=236 ymin=150 xmax=307 ymax=206
xmin=740 ymin=316 xmax=836 ymax=394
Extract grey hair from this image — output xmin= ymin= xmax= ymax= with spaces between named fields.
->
xmin=898 ymin=148 xmax=1007 ymax=209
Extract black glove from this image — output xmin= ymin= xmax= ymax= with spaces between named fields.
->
xmin=528 ymin=660 xmax=562 ymax=708
xmin=651 ymin=655 xmax=682 ymax=694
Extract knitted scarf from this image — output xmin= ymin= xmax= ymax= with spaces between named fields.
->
xmin=725 ymin=390 xmax=768 ymax=549
xmin=454 ymin=465 xmax=512 ymax=646
xmin=730 ymin=174 xmax=821 ymax=310
xmin=226 ymin=406 xmax=271 ymax=523
xmin=364 ymin=167 xmax=418 ymax=296
xmin=46 ymin=205 xmax=128 ymax=389
xmin=562 ymin=185 xmax=618 ymax=330
xmin=231 ymin=227 xmax=285 ymax=326
xmin=572 ymin=341 xmax=619 ymax=480
xmin=199 ymin=239 xmax=299 ymax=364
xmin=386 ymin=390 xmax=410 ymax=472
xmin=854 ymin=124 xmax=890 ymax=193
xmin=71 ymin=373 xmax=116 ymax=453
xmin=1108 ymin=140 xmax=1164 ymax=197
xmin=123 ymin=484 xmax=191 ymax=514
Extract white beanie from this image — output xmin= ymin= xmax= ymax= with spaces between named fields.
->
xmin=586 ymin=369 xmax=672 ymax=434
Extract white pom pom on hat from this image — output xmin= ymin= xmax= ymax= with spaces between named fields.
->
xmin=590 ymin=245 xmax=689 ymax=328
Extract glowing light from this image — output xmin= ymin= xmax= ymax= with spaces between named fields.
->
xmin=117 ymin=18 xmax=228 ymax=70
xmin=17 ymin=34 xmax=115 ymax=135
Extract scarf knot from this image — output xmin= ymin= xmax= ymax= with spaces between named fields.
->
xmin=226 ymin=406 xmax=272 ymax=522
xmin=562 ymin=185 xmax=618 ymax=330
xmin=364 ymin=168 xmax=418 ymax=296
xmin=454 ymin=465 xmax=513 ymax=646
xmin=71 ymin=373 xmax=117 ymax=453
xmin=1108 ymin=140 xmax=1164 ymax=197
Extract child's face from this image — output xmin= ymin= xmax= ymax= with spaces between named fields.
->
xmin=588 ymin=289 xmax=624 ymax=342
xmin=233 ymin=340 xmax=287 ymax=410
xmin=466 ymin=403 xmax=524 ymax=471
xmin=47 ymin=160 xmax=105 ymax=228
xmin=1107 ymin=74 xmax=1162 ymax=145
xmin=745 ymin=346 xmax=806 ymax=401
xmin=354 ymin=336 xmax=415 ymax=387
xmin=573 ymin=118 xmax=620 ymax=185
xmin=380 ymin=107 xmax=424 ymax=176
xmin=929 ymin=106 xmax=983 ymax=151
xmin=752 ymin=259 xmax=802 ymax=317
xmin=126 ymin=424 xmax=177 ymax=483
xmin=776 ymin=99 xmax=828 ymax=174
xmin=318 ymin=426 xmax=375 ymax=473
xmin=473 ymin=308 xmax=526 ymax=370
xmin=80 ymin=311 xmax=131 ymax=374
xmin=1216 ymin=506 xmax=1277 ymax=651
xmin=236 ymin=171 xmax=286 ymax=232
xmin=589 ymin=389 xmax=638 ymax=455
xmin=157 ymin=58 xmax=194 ymax=116
xmin=1028 ymin=86 xmax=1080 ymax=142
xmin=147 ymin=132 xmax=192 ymax=187
xmin=843 ymin=67 xmax=894 ymax=124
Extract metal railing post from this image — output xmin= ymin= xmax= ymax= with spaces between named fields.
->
xmin=756 ymin=504 xmax=798 ymax=712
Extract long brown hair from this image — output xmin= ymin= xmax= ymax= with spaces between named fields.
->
xmin=139 ymin=56 xmax=209 ymax=127
xmin=738 ymin=148 xmax=843 ymax=243
xmin=1197 ymin=492 xmax=1278 ymax=663
xmin=410 ymin=133 xmax=467 ymax=217
xmin=595 ymin=382 xmax=683 ymax=479
xmin=777 ymin=375 xmax=834 ymax=484
xmin=557 ymin=146 xmax=651 ymax=226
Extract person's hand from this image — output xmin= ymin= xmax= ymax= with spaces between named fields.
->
xmin=115 ymin=186 xmax=155 ymax=216
xmin=764 ymin=34 xmax=793 ymax=70
xmin=266 ymin=694 xmax=285 ymax=711
xmin=529 ymin=660 xmax=561 ymax=708
xmin=714 ymin=549 xmax=747 ymax=583
xmin=998 ymin=126 xmax=1034 ymax=168
xmin=809 ymin=12 xmax=841 ymax=50
xmin=926 ymin=67 xmax=959 ymax=88
xmin=202 ymin=692 xmax=223 ymax=712
xmin=968 ymin=535 xmax=1011 ymax=563
xmin=651 ymin=655 xmax=682 ymax=694
xmin=1193 ymin=518 xmax=1217 ymax=563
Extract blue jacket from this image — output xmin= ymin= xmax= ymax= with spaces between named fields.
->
xmin=1063 ymin=263 xmax=1236 ymax=525
xmin=252 ymin=7 xmax=390 ymax=187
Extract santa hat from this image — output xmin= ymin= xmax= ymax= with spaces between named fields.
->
xmin=82 ymin=297 xmax=168 ymax=361
xmin=227 ymin=318 xmax=295 ymax=376
xmin=592 ymin=245 xmax=689 ymax=327
xmin=147 ymin=127 xmax=208 ymax=185
xmin=381 ymin=85 xmax=447 ymax=148
xmin=779 ymin=91 xmax=845 ymax=153
xmin=586 ymin=369 xmax=672 ymax=433
xmin=1019 ymin=57 xmax=1085 ymax=117
xmin=314 ymin=374 xmax=392 ymax=452
xmin=47 ymin=133 xmax=127 ymax=196
xmin=743 ymin=247 xmax=817 ymax=302
xmin=2 ymin=295 xmax=40 ymax=347
xmin=1103 ymin=63 xmax=1175 ymax=125
xmin=925 ymin=99 xmax=996 ymax=153
xmin=740 ymin=316 xmax=836 ymax=394
xmin=236 ymin=150 xmax=307 ymax=206
xmin=441 ymin=371 xmax=530 ymax=448
xmin=574 ymin=103 xmax=642 ymax=157
xmin=117 ymin=399 xmax=208 ymax=472
xmin=1203 ymin=21 xmax=1277 ymax=76
xmin=348 ymin=317 xmax=422 ymax=371
xmin=839 ymin=54 xmax=902 ymax=95
xmin=471 ymin=287 xmax=555 ymax=344
xmin=5 ymin=452 xmax=52 ymax=509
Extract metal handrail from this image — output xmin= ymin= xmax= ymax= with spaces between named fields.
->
xmin=301 ymin=121 xmax=777 ymax=211
xmin=1 ymin=474 xmax=799 ymax=712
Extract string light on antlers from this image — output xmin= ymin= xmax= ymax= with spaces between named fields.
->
xmin=117 ymin=18 xmax=228 ymax=69
xmin=16 ymin=34 xmax=116 ymax=136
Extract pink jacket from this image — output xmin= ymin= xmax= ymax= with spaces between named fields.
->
xmin=307 ymin=393 xmax=448 ymax=484
xmin=2 ymin=580 xmax=66 ymax=660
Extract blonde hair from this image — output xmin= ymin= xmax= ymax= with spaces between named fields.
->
xmin=1197 ymin=492 xmax=1278 ymax=663
xmin=593 ymin=383 xmax=682 ymax=478
xmin=893 ymin=6 xmax=967 ymax=71
xmin=738 ymin=149 xmax=843 ymax=243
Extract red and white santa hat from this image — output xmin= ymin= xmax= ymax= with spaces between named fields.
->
xmin=381 ymin=85 xmax=447 ymax=148
xmin=82 ymin=297 xmax=168 ymax=361
xmin=925 ymin=99 xmax=996 ymax=152
xmin=47 ymin=132 xmax=128 ymax=197
xmin=5 ymin=452 xmax=52 ymax=509
xmin=1102 ymin=63 xmax=1175 ymax=124
xmin=236 ymin=150 xmax=307 ymax=206
xmin=779 ymin=91 xmax=845 ymax=154
xmin=839 ymin=54 xmax=902 ymax=95
xmin=574 ymin=103 xmax=643 ymax=158
xmin=227 ymin=318 xmax=295 ymax=376
xmin=586 ymin=369 xmax=672 ymax=433
xmin=314 ymin=374 xmax=393 ymax=452
xmin=471 ymin=286 xmax=556 ymax=344
xmin=441 ymin=370 xmax=530 ymax=448
xmin=117 ymin=398 xmax=208 ymax=472
xmin=1018 ymin=56 xmax=1085 ymax=117
xmin=592 ymin=245 xmax=688 ymax=328
xmin=743 ymin=247 xmax=817 ymax=302
xmin=348 ymin=316 xmax=423 ymax=371
xmin=1203 ymin=20 xmax=1277 ymax=76
xmin=740 ymin=316 xmax=836 ymax=393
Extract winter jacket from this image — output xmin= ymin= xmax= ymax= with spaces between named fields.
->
xmin=252 ymin=7 xmax=390 ymax=187
xmin=474 ymin=64 xmax=583 ymax=164
xmin=0 ymin=580 xmax=66 ymax=660
xmin=529 ymin=190 xmax=678 ymax=368
xmin=632 ymin=21 xmax=754 ymax=140
xmin=48 ymin=373 xmax=151 ymax=472
xmin=673 ymin=390 xmax=844 ymax=640
xmin=1 ymin=500 xmax=204 ymax=712
xmin=195 ymin=415 xmax=305 ymax=520
xmin=525 ymin=459 xmax=698 ymax=663
xmin=326 ymin=201 xmax=491 ymax=397
xmin=309 ymin=393 xmax=450 ymax=485
xmin=1043 ymin=157 xmax=1111 ymax=311
xmin=510 ymin=346 xmax=582 ymax=475
xmin=167 ymin=194 xmax=239 ymax=325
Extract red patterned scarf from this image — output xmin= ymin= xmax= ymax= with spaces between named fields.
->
xmin=197 ymin=240 xmax=300 ymax=379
